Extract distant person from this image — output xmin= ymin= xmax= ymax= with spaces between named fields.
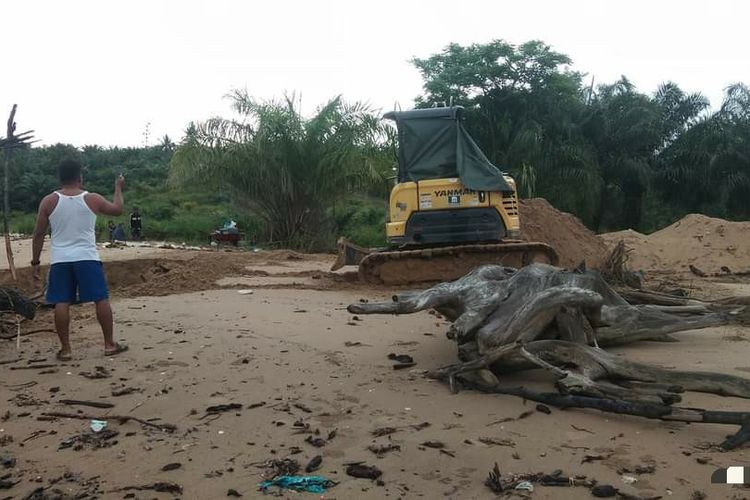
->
xmin=31 ymin=159 xmax=129 ymax=361
xmin=107 ymin=221 xmax=116 ymax=242
xmin=130 ymin=207 xmax=142 ymax=241
xmin=112 ymin=223 xmax=127 ymax=242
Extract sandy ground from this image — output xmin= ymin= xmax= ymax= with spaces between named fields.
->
xmin=2 ymin=241 xmax=750 ymax=499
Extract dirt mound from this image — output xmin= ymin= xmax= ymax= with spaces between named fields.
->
xmin=601 ymin=214 xmax=750 ymax=273
xmin=1 ymin=250 xmax=352 ymax=300
xmin=520 ymin=198 xmax=609 ymax=269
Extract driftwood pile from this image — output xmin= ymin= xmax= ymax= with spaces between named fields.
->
xmin=349 ymin=263 xmax=750 ymax=449
xmin=0 ymin=287 xmax=36 ymax=320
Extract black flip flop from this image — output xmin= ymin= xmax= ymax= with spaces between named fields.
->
xmin=105 ymin=343 xmax=129 ymax=357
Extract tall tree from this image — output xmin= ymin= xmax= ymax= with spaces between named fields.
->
xmin=412 ymin=40 xmax=600 ymax=222
xmin=170 ymin=91 xmax=392 ymax=250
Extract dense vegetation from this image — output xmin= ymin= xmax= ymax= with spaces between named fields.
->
xmin=412 ymin=40 xmax=749 ymax=232
xmin=4 ymin=39 xmax=749 ymax=249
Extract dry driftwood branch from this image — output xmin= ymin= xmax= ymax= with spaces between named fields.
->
xmin=449 ymin=378 xmax=750 ymax=450
xmin=41 ymin=411 xmax=177 ymax=433
xmin=351 ymin=263 xmax=750 ymax=446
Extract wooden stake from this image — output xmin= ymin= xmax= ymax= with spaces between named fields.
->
xmin=3 ymin=105 xmax=18 ymax=281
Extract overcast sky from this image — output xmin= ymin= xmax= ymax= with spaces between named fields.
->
xmin=3 ymin=0 xmax=747 ymax=147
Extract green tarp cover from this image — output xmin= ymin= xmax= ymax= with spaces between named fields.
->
xmin=384 ymin=107 xmax=512 ymax=192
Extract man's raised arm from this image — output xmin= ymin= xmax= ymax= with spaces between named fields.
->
xmin=88 ymin=174 xmax=125 ymax=216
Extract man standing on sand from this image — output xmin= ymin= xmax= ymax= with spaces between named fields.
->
xmin=130 ymin=207 xmax=142 ymax=241
xmin=31 ymin=159 xmax=129 ymax=361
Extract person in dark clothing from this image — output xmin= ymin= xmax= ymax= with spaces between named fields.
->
xmin=113 ymin=223 xmax=127 ymax=242
xmin=107 ymin=221 xmax=116 ymax=242
xmin=130 ymin=207 xmax=142 ymax=240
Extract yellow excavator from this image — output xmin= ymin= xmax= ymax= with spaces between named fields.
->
xmin=332 ymin=106 xmax=558 ymax=285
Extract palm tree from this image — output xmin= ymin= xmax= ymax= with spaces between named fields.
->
xmin=657 ymin=84 xmax=750 ymax=218
xmin=170 ymin=91 xmax=392 ymax=250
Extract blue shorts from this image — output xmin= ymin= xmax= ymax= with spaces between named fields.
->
xmin=46 ymin=260 xmax=109 ymax=304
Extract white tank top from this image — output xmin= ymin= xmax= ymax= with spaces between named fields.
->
xmin=49 ymin=191 xmax=100 ymax=264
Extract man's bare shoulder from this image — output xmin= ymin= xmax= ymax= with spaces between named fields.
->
xmin=39 ymin=193 xmax=57 ymax=208
xmin=83 ymin=192 xmax=105 ymax=211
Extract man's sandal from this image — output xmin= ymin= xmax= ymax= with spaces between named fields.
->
xmin=105 ymin=343 xmax=129 ymax=357
xmin=56 ymin=350 xmax=72 ymax=362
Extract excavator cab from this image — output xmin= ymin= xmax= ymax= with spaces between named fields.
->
xmin=333 ymin=105 xmax=557 ymax=284
xmin=382 ymin=106 xmax=521 ymax=247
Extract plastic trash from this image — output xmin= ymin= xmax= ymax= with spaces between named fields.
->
xmin=259 ymin=475 xmax=336 ymax=494
xmin=515 ymin=481 xmax=534 ymax=491
xmin=90 ymin=420 xmax=107 ymax=433
xmin=237 ymin=289 xmax=254 ymax=295
xmin=621 ymin=474 xmax=637 ymax=485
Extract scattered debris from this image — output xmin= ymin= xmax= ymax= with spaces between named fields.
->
xmin=571 ymin=424 xmax=595 ymax=434
xmin=689 ymin=264 xmax=707 ymax=277
xmin=346 ymin=463 xmax=382 ymax=480
xmin=59 ymin=429 xmax=119 ymax=451
xmin=368 ymin=443 xmax=401 ymax=456
xmin=591 ymin=484 xmax=618 ymax=497
xmin=305 ymin=436 xmax=326 ymax=447
xmin=536 ymin=404 xmax=551 ymax=414
xmin=119 ymin=482 xmax=183 ymax=495
xmin=227 ymin=488 xmax=242 ymax=497
xmin=205 ymin=403 xmax=243 ymax=414
xmin=259 ymin=475 xmax=336 ymax=494
xmin=371 ymin=422 xmax=430 ymax=437
xmin=162 ymin=463 xmax=182 ymax=472
xmin=89 ymin=420 xmax=107 ymax=433
xmin=478 ymin=437 xmax=515 ymax=447
xmin=387 ymin=353 xmax=413 ymax=364
xmin=420 ymin=441 xmax=445 ymax=449
xmin=258 ymin=458 xmax=300 ymax=479
xmin=582 ymin=453 xmax=612 ymax=463
xmin=293 ymin=403 xmax=312 ymax=413
xmin=79 ymin=366 xmax=111 ymax=379
xmin=621 ymin=475 xmax=638 ymax=485
xmin=515 ymin=481 xmax=534 ymax=492
xmin=485 ymin=462 xmax=503 ymax=493
xmin=111 ymin=387 xmax=141 ymax=397
xmin=60 ymin=399 xmax=114 ymax=409
xmin=305 ymin=455 xmax=322 ymax=473
xmin=42 ymin=412 xmax=176 ymax=433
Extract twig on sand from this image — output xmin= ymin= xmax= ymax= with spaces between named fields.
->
xmin=41 ymin=411 xmax=177 ymax=433
xmin=59 ymin=399 xmax=114 ymax=409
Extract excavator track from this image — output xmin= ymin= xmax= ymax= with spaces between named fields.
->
xmin=357 ymin=241 xmax=559 ymax=285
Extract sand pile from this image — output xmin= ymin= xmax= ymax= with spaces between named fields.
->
xmin=601 ymin=214 xmax=750 ymax=273
xmin=519 ymin=198 xmax=610 ymax=269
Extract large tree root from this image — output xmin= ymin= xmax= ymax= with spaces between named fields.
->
xmin=351 ymin=263 xmax=750 ymax=447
